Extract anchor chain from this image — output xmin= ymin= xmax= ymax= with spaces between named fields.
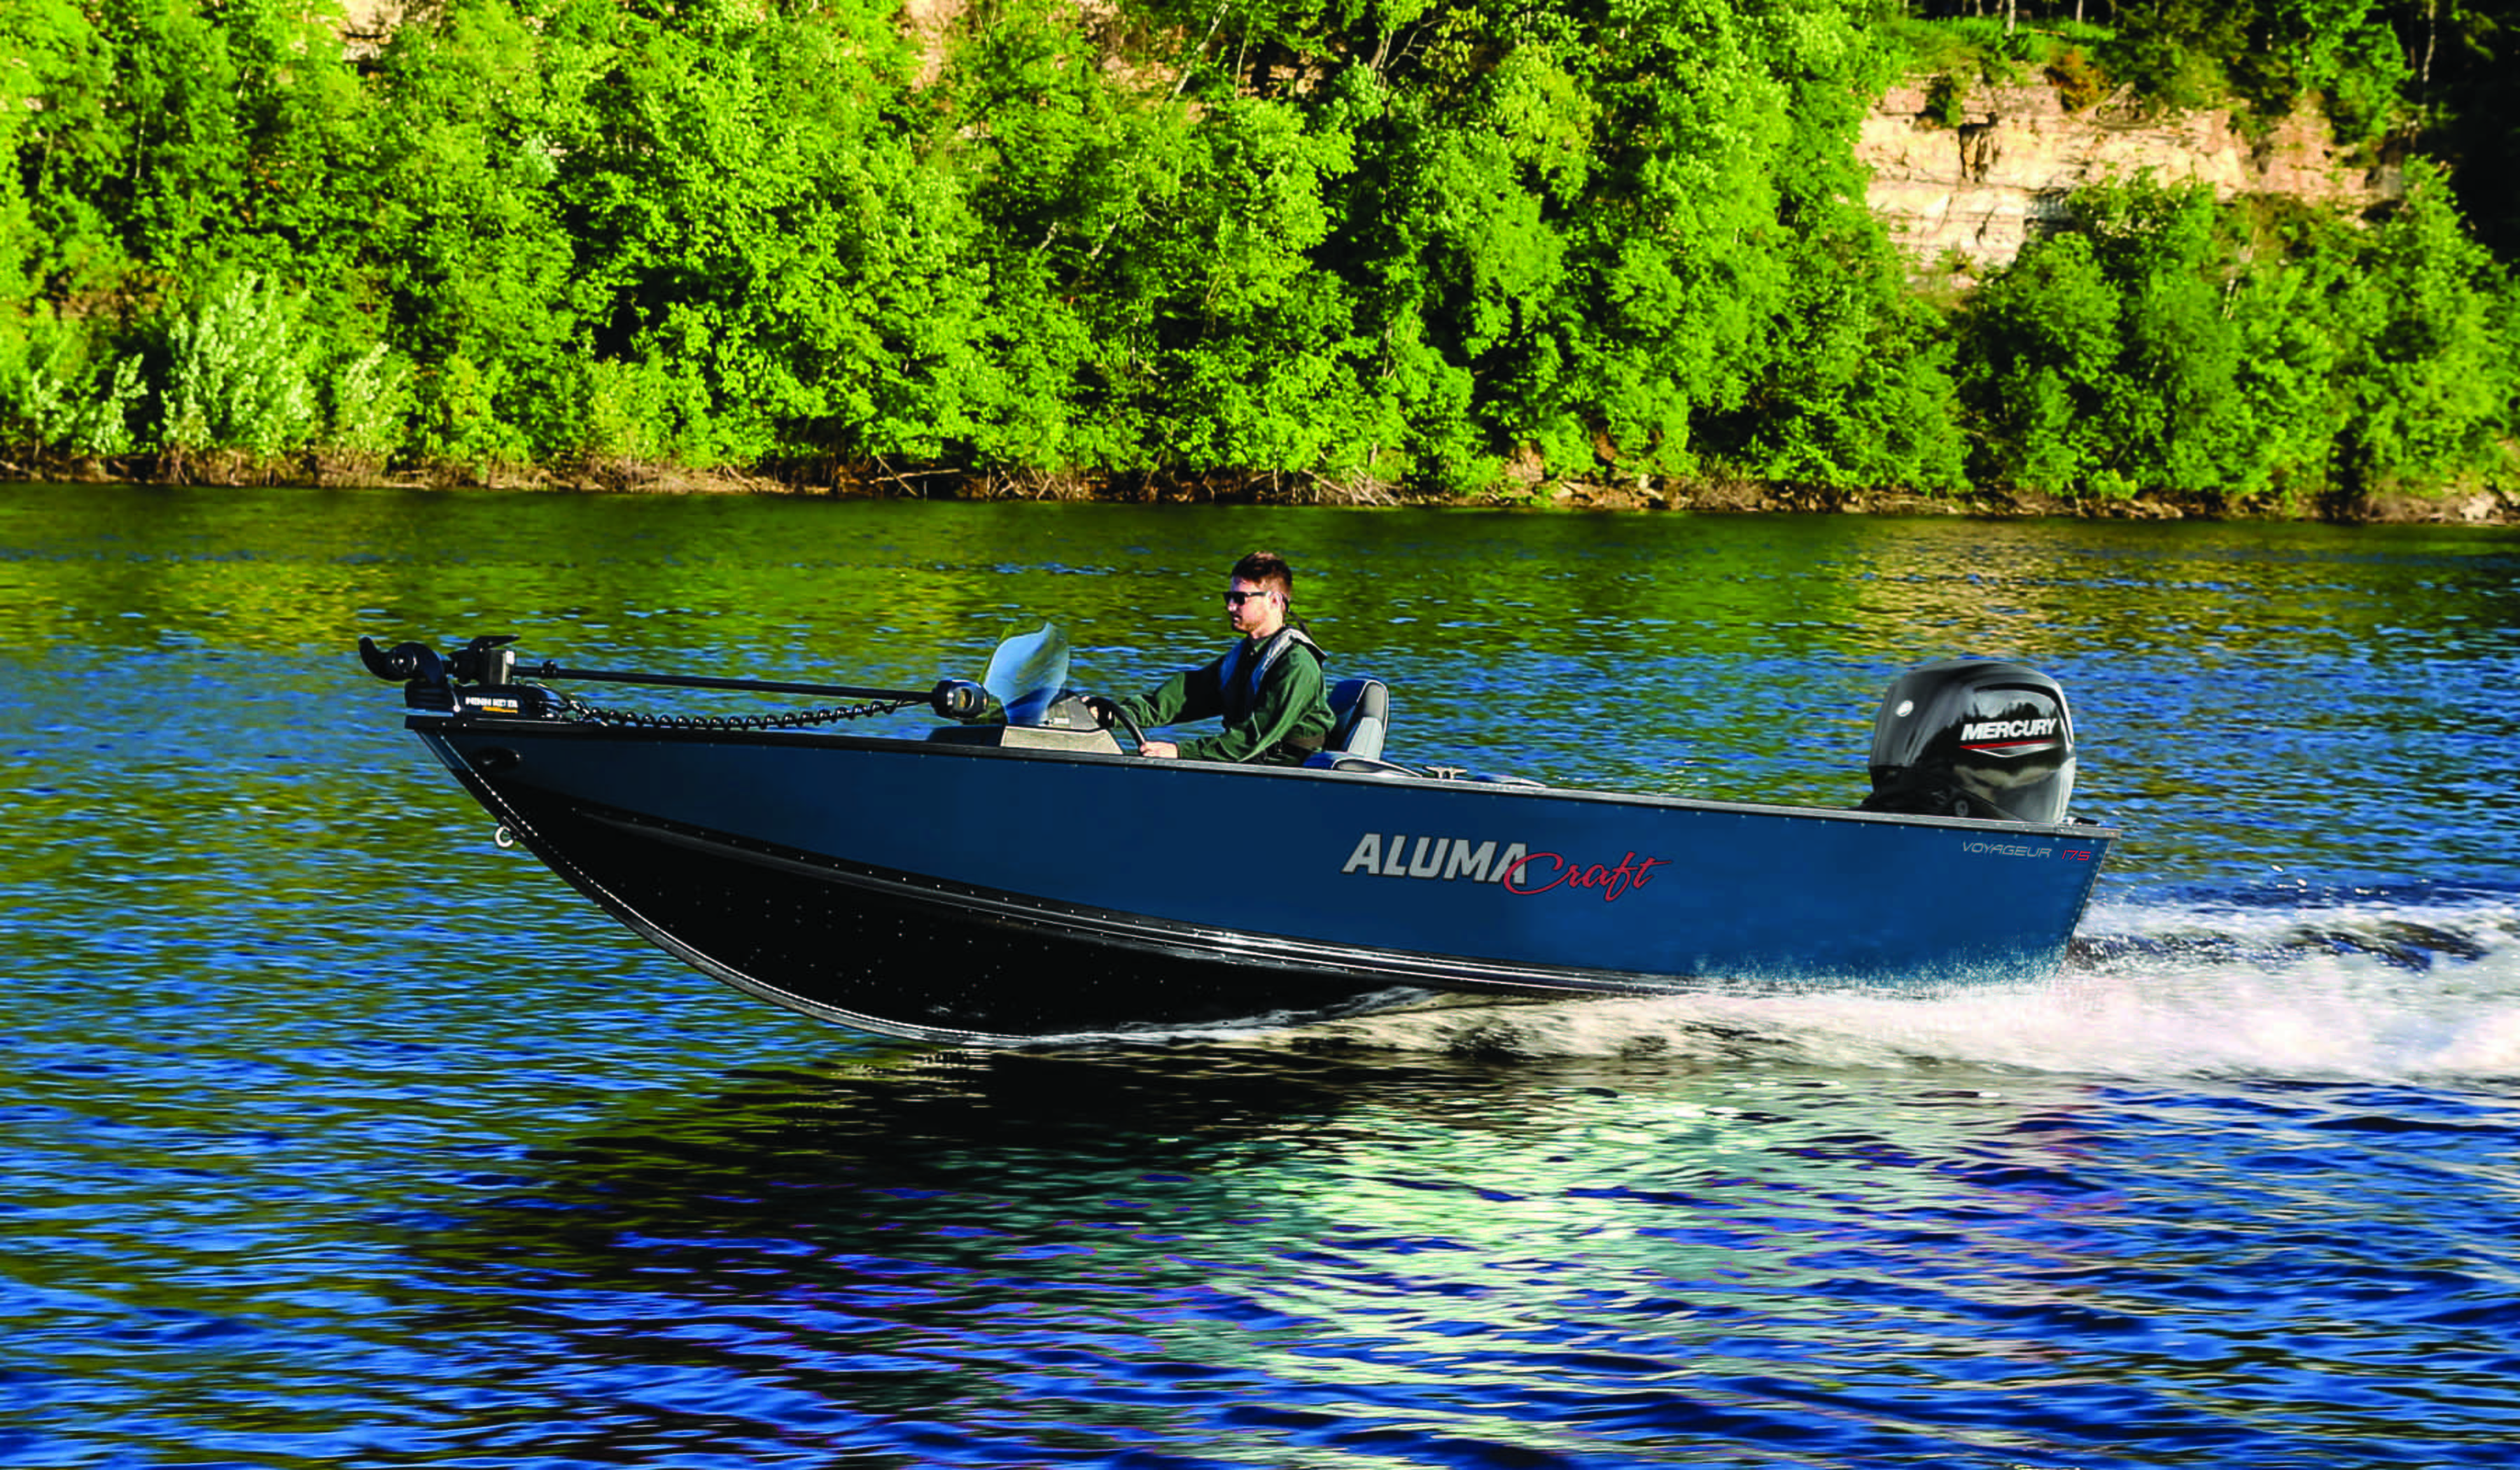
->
xmin=559 ymin=694 xmax=926 ymax=730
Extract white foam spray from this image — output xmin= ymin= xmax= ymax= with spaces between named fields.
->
xmin=1240 ymin=893 xmax=2520 ymax=1084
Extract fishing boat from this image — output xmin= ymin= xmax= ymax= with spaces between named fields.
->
xmin=357 ymin=626 xmax=2115 ymax=1044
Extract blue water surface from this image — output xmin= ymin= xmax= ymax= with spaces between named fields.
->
xmin=3 ymin=484 xmax=2517 ymax=1469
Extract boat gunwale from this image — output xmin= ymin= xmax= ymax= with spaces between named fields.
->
xmin=408 ymin=708 xmax=2124 ymax=843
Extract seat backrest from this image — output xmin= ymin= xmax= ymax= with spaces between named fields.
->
xmin=1325 ymin=678 xmax=1390 ymax=762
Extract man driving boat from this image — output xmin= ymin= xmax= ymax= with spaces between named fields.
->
xmin=1096 ymin=551 xmax=1334 ymax=764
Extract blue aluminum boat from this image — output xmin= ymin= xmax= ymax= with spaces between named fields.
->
xmin=358 ymin=626 xmax=2115 ymax=1044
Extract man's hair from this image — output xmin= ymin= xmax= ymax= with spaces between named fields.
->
xmin=1231 ymin=550 xmax=1295 ymax=599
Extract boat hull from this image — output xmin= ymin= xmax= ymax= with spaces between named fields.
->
xmin=406 ymin=713 xmax=2115 ymax=1043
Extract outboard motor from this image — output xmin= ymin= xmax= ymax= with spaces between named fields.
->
xmin=1860 ymin=659 xmax=2077 ymax=824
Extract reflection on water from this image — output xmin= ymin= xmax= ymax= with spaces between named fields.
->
xmin=213 ymin=1030 xmax=2520 ymax=1464
xmin=4 ymin=482 xmax=2518 ymax=1467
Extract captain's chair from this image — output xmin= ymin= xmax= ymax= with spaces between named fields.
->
xmin=1320 ymin=678 xmax=1390 ymax=763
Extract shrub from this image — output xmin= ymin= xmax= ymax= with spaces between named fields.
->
xmin=324 ymin=344 xmax=416 ymax=459
xmin=160 ymin=272 xmax=318 ymax=456
xmin=1924 ymin=72 xmax=1968 ymax=129
xmin=2046 ymin=46 xmax=2110 ymax=113
xmin=10 ymin=351 xmax=146 ymax=459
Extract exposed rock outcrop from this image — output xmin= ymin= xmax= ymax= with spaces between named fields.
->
xmin=1858 ymin=81 xmax=2399 ymax=274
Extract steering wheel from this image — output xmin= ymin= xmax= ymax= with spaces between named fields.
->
xmin=1089 ymin=696 xmax=1150 ymax=755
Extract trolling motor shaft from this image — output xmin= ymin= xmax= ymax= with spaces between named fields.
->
xmin=358 ymin=633 xmax=971 ymax=724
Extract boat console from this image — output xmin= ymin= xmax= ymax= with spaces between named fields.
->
xmin=927 ymin=691 xmax=1126 ymax=753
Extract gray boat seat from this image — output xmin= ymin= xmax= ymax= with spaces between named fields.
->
xmin=1322 ymin=677 xmax=1390 ymax=762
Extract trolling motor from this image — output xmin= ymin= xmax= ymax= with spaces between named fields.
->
xmin=357 ymin=634 xmax=559 ymax=717
xmin=1859 ymin=659 xmax=2078 ymax=824
xmin=357 ymin=633 xmax=997 ymax=727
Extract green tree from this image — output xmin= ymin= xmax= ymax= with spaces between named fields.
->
xmin=368 ymin=0 xmax=586 ymax=461
xmin=939 ymin=0 xmax=1135 ymax=472
xmin=1960 ymin=182 xmax=2277 ymax=499
xmin=2320 ymin=163 xmax=2513 ymax=493
xmin=1960 ymin=228 xmax=2127 ymax=494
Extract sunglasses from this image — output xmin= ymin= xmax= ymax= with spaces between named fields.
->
xmin=1222 ymin=589 xmax=1277 ymax=608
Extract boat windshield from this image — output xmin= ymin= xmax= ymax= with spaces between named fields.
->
xmin=981 ymin=623 xmax=1070 ymax=725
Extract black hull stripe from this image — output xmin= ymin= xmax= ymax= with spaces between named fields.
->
xmin=582 ymin=806 xmax=1685 ymax=998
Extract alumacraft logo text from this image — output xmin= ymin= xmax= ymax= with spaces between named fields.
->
xmin=1340 ymin=834 xmax=1667 ymax=902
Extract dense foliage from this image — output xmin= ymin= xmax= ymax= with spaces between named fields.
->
xmin=1 ymin=0 xmax=2512 ymax=505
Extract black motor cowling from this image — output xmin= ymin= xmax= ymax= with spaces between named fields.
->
xmin=1860 ymin=659 xmax=2077 ymax=824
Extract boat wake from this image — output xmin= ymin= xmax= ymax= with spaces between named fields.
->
xmin=1218 ymin=886 xmax=2520 ymax=1084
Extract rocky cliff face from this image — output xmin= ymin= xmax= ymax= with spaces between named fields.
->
xmin=1858 ymin=81 xmax=2398 ymax=274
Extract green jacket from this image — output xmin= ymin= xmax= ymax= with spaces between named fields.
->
xmin=1115 ymin=626 xmax=1334 ymax=764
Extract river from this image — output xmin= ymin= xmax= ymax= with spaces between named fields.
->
xmin=4 ymin=482 xmax=2516 ymax=1467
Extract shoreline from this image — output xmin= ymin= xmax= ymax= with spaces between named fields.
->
xmin=10 ymin=454 xmax=2514 ymax=526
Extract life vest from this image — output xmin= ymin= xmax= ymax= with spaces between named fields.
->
xmin=1216 ymin=624 xmax=1326 ymax=755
